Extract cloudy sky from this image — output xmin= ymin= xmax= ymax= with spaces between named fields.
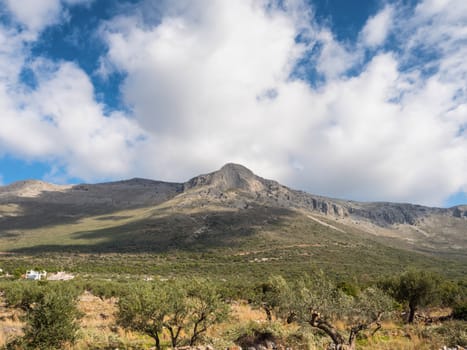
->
xmin=0 ymin=0 xmax=466 ymax=207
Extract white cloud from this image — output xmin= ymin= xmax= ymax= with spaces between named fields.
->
xmin=4 ymin=0 xmax=62 ymax=34
xmin=0 ymin=0 xmax=466 ymax=206
xmin=414 ymin=0 xmax=467 ymax=19
xmin=0 ymin=24 xmax=26 ymax=81
xmin=63 ymin=0 xmax=93 ymax=5
xmin=315 ymin=29 xmax=360 ymax=79
xmin=96 ymin=0 xmax=467 ymax=205
xmin=0 ymin=9 xmax=146 ymax=182
xmin=100 ymin=0 xmax=314 ymax=180
xmin=0 ymin=63 xmax=146 ymax=181
xmin=3 ymin=0 xmax=94 ymax=36
xmin=30 ymin=61 xmax=146 ymax=179
xmin=361 ymin=5 xmax=394 ymax=47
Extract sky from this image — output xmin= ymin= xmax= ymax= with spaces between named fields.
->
xmin=0 ymin=0 xmax=466 ymax=208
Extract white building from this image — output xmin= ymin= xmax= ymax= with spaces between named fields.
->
xmin=25 ymin=270 xmax=47 ymax=280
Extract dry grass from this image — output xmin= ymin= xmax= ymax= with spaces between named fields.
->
xmin=78 ymin=291 xmax=117 ymax=329
xmin=76 ymin=291 xmax=154 ymax=349
xmin=231 ymin=301 xmax=267 ymax=323
xmin=0 ymin=302 xmax=24 ymax=346
xmin=0 ymin=294 xmax=464 ymax=350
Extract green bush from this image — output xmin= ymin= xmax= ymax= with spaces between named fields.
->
xmin=85 ymin=280 xmax=128 ymax=300
xmin=22 ymin=284 xmax=82 ymax=349
xmin=1 ymin=281 xmax=42 ymax=311
xmin=452 ymin=302 xmax=467 ymax=321
xmin=422 ymin=321 xmax=467 ymax=347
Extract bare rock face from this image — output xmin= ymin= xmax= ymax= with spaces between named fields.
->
xmin=181 ymin=164 xmax=467 ymax=233
xmin=452 ymin=206 xmax=467 ymax=218
xmin=184 ymin=163 xmax=266 ymax=192
xmin=348 ymin=203 xmax=428 ymax=226
xmin=182 ymin=164 xmax=352 ymax=217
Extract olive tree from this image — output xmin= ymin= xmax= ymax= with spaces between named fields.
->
xmin=273 ymin=273 xmax=394 ymax=350
xmin=186 ymin=279 xmax=229 ymax=345
xmin=380 ymin=269 xmax=441 ymax=323
xmin=87 ymin=280 xmax=126 ymax=301
xmin=2 ymin=281 xmax=42 ymax=311
xmin=251 ymin=275 xmax=290 ymax=321
xmin=117 ymin=282 xmax=168 ymax=350
xmin=162 ymin=279 xmax=229 ymax=347
xmin=22 ymin=284 xmax=81 ymax=350
xmin=162 ymin=282 xmax=189 ymax=348
xmin=117 ymin=279 xmax=229 ymax=349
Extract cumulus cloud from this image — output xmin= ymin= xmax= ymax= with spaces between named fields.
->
xmin=315 ymin=29 xmax=360 ymax=79
xmin=0 ymin=58 xmax=146 ymax=180
xmin=360 ymin=5 xmax=394 ymax=47
xmin=97 ymin=0 xmax=467 ymax=205
xmin=0 ymin=0 xmax=466 ymax=206
xmin=2 ymin=0 xmax=94 ymax=36
xmin=0 ymin=25 xmax=25 ymax=82
xmin=0 ymin=2 xmax=145 ymax=182
xmin=4 ymin=0 xmax=62 ymax=34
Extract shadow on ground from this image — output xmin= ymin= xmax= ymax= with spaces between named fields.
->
xmin=9 ymin=207 xmax=294 ymax=254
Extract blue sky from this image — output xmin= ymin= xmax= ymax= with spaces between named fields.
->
xmin=0 ymin=0 xmax=466 ymax=207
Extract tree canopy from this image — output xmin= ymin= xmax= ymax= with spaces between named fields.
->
xmin=380 ymin=269 xmax=441 ymax=323
xmin=117 ymin=278 xmax=228 ymax=349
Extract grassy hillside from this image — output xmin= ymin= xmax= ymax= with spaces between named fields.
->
xmin=0 ymin=199 xmax=465 ymax=282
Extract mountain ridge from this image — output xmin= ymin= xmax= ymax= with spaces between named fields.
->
xmin=0 ymin=163 xmax=465 ymax=259
xmin=1 ymin=162 xmax=466 ymax=217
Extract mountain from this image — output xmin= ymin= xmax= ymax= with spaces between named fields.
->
xmin=180 ymin=164 xmax=466 ymax=257
xmin=0 ymin=163 xmax=465 ymax=277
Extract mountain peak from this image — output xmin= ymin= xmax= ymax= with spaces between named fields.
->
xmin=184 ymin=163 xmax=264 ymax=192
xmin=218 ymin=163 xmax=254 ymax=177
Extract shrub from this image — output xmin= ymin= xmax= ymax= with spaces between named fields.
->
xmin=452 ymin=302 xmax=467 ymax=321
xmin=22 ymin=284 xmax=81 ymax=349
xmin=422 ymin=321 xmax=467 ymax=347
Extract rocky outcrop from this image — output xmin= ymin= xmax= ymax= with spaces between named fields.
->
xmin=347 ymin=203 xmax=425 ymax=226
xmin=184 ymin=163 xmax=268 ymax=192
xmin=452 ymin=206 xmax=467 ymax=218
xmin=182 ymin=164 xmax=464 ymax=228
xmin=181 ymin=164 xmax=351 ymax=217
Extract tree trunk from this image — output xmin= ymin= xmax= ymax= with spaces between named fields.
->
xmin=310 ymin=312 xmax=382 ymax=350
xmin=347 ymin=325 xmax=365 ymax=350
xmin=166 ymin=325 xmax=182 ymax=348
xmin=148 ymin=329 xmax=161 ymax=350
xmin=190 ymin=325 xmax=207 ymax=346
xmin=308 ymin=312 xmax=346 ymax=348
xmin=154 ymin=332 xmax=161 ymax=350
xmin=189 ymin=317 xmax=206 ymax=346
xmin=408 ymin=304 xmax=416 ymax=323
xmin=286 ymin=312 xmax=296 ymax=324
xmin=347 ymin=313 xmax=383 ymax=349
xmin=167 ymin=327 xmax=176 ymax=348
xmin=264 ymin=306 xmax=272 ymax=321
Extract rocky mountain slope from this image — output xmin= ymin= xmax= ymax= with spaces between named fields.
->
xmin=0 ymin=163 xmax=465 ymax=258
